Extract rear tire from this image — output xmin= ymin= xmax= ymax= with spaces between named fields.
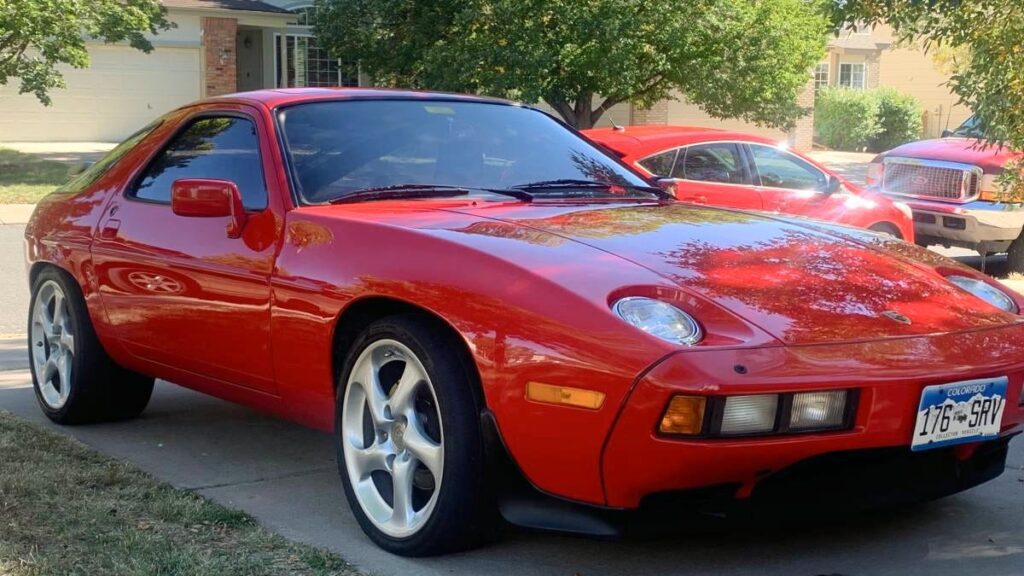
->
xmin=335 ymin=314 xmax=492 ymax=556
xmin=28 ymin=267 xmax=154 ymax=424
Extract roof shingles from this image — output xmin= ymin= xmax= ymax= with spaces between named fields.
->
xmin=161 ymin=0 xmax=292 ymax=15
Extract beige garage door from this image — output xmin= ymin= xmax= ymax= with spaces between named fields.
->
xmin=0 ymin=45 xmax=200 ymax=142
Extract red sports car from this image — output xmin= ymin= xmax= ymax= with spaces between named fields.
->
xmin=24 ymin=89 xmax=1024 ymax=556
xmin=585 ymin=125 xmax=915 ymax=241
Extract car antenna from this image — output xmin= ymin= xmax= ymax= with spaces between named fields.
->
xmin=610 ymin=117 xmax=625 ymax=132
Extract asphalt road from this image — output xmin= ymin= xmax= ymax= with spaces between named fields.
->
xmin=0 ymin=222 xmax=1022 ymax=576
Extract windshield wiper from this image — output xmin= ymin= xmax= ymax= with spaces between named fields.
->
xmin=329 ymin=183 xmax=534 ymax=204
xmin=511 ymin=179 xmax=669 ymax=199
xmin=329 ymin=184 xmax=470 ymax=204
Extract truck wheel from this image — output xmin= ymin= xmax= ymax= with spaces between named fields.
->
xmin=1007 ymin=234 xmax=1024 ymax=274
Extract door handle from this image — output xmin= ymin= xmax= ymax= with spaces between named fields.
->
xmin=100 ymin=219 xmax=121 ymax=239
xmin=695 ymin=195 xmax=707 ymax=203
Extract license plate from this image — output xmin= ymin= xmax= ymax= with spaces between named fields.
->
xmin=911 ymin=377 xmax=1008 ymax=452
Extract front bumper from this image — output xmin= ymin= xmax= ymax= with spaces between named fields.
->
xmin=601 ymin=326 xmax=1024 ymax=508
xmin=889 ymin=196 xmax=1024 ymax=251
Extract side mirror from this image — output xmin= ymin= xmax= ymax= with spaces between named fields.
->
xmin=941 ymin=129 xmax=954 ymax=138
xmin=825 ymin=175 xmax=842 ymax=195
xmin=652 ymin=176 xmax=678 ymax=198
xmin=171 ymin=178 xmax=247 ymax=238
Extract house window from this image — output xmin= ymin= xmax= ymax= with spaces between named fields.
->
xmin=275 ymin=35 xmax=358 ymax=88
xmin=814 ymin=62 xmax=829 ymax=89
xmin=274 ymin=5 xmax=359 ymax=88
xmin=839 ymin=62 xmax=866 ymax=89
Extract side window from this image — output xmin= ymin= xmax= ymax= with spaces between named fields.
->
xmin=749 ymin=145 xmax=828 ymax=191
xmin=637 ymin=149 xmax=677 ymax=177
xmin=130 ymin=116 xmax=268 ymax=211
xmin=673 ymin=143 xmax=748 ymax=184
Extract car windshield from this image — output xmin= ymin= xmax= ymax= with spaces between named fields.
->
xmin=276 ymin=99 xmax=655 ymax=204
xmin=951 ymin=115 xmax=985 ymax=139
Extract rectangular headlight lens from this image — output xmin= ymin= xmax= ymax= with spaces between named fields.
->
xmin=721 ymin=394 xmax=778 ymax=435
xmin=790 ymin=390 xmax=848 ymax=431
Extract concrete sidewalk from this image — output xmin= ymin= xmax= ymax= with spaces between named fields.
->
xmin=806 ymin=150 xmax=876 ymax=185
xmin=0 ymin=204 xmax=34 ymax=225
xmin=0 ymin=141 xmax=115 ymax=164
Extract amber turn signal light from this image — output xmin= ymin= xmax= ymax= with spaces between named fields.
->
xmin=526 ymin=381 xmax=606 ymax=410
xmin=659 ymin=395 xmax=706 ymax=435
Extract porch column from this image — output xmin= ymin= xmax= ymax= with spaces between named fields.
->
xmin=789 ymin=75 xmax=817 ymax=152
xmin=202 ymin=16 xmax=238 ymax=96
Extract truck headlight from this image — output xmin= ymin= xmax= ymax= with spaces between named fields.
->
xmin=612 ymin=297 xmax=702 ymax=345
xmin=946 ymin=275 xmax=1018 ymax=313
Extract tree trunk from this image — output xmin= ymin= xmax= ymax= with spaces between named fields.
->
xmin=545 ymin=96 xmax=616 ymax=129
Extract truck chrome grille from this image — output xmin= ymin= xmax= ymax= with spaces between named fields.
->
xmin=882 ymin=158 xmax=981 ymax=203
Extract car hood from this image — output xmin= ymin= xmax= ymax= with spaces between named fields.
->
xmin=442 ymin=202 xmax=1020 ymax=345
xmin=879 ymin=138 xmax=1018 ymax=174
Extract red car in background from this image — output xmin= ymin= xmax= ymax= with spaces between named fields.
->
xmin=23 ymin=91 xmax=1024 ymax=556
xmin=585 ymin=125 xmax=915 ymax=241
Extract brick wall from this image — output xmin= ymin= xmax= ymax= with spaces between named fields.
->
xmin=630 ymin=100 xmax=669 ymax=125
xmin=202 ymin=17 xmax=237 ymax=97
xmin=789 ymin=76 xmax=816 ymax=152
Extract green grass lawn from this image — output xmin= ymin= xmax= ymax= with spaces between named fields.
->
xmin=0 ymin=411 xmax=359 ymax=576
xmin=0 ymin=149 xmax=70 ymax=204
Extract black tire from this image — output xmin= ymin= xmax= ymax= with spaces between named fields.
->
xmin=27 ymin=267 xmax=154 ymax=424
xmin=1007 ymin=232 xmax=1024 ymax=274
xmin=335 ymin=314 xmax=492 ymax=556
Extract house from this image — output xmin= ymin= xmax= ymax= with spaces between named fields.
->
xmin=0 ymin=0 xmax=341 ymax=142
xmin=0 ymin=4 xmax=969 ymax=148
xmin=658 ymin=24 xmax=972 ymax=150
xmin=816 ymin=23 xmax=972 ymax=138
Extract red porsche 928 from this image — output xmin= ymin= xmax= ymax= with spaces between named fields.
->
xmin=24 ymin=89 xmax=1024 ymax=556
xmin=584 ymin=125 xmax=915 ymax=241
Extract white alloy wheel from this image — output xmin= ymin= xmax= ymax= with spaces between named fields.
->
xmin=341 ymin=339 xmax=445 ymax=538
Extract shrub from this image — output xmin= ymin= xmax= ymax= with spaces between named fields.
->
xmin=814 ymin=87 xmax=881 ymax=151
xmin=870 ymin=87 xmax=923 ymax=152
xmin=814 ymin=87 xmax=923 ymax=152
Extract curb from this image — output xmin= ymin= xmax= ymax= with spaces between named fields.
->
xmin=0 ymin=204 xmax=35 ymax=225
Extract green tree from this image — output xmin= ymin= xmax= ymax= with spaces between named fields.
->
xmin=314 ymin=0 xmax=829 ymax=129
xmin=0 ymin=0 xmax=171 ymax=105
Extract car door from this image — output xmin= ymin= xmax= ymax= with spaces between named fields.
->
xmin=91 ymin=109 xmax=282 ymax=394
xmin=745 ymin=143 xmax=831 ymax=215
xmin=661 ymin=143 xmax=762 ymax=209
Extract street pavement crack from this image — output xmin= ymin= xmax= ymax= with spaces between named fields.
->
xmin=186 ymin=466 xmax=336 ymax=491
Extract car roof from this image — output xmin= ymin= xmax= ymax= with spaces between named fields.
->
xmin=585 ymin=125 xmax=784 ymax=158
xmin=197 ymin=87 xmax=520 ymax=110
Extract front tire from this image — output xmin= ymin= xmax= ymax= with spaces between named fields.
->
xmin=28 ymin=267 xmax=154 ymax=424
xmin=335 ymin=314 xmax=491 ymax=556
xmin=1007 ymin=232 xmax=1024 ymax=274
